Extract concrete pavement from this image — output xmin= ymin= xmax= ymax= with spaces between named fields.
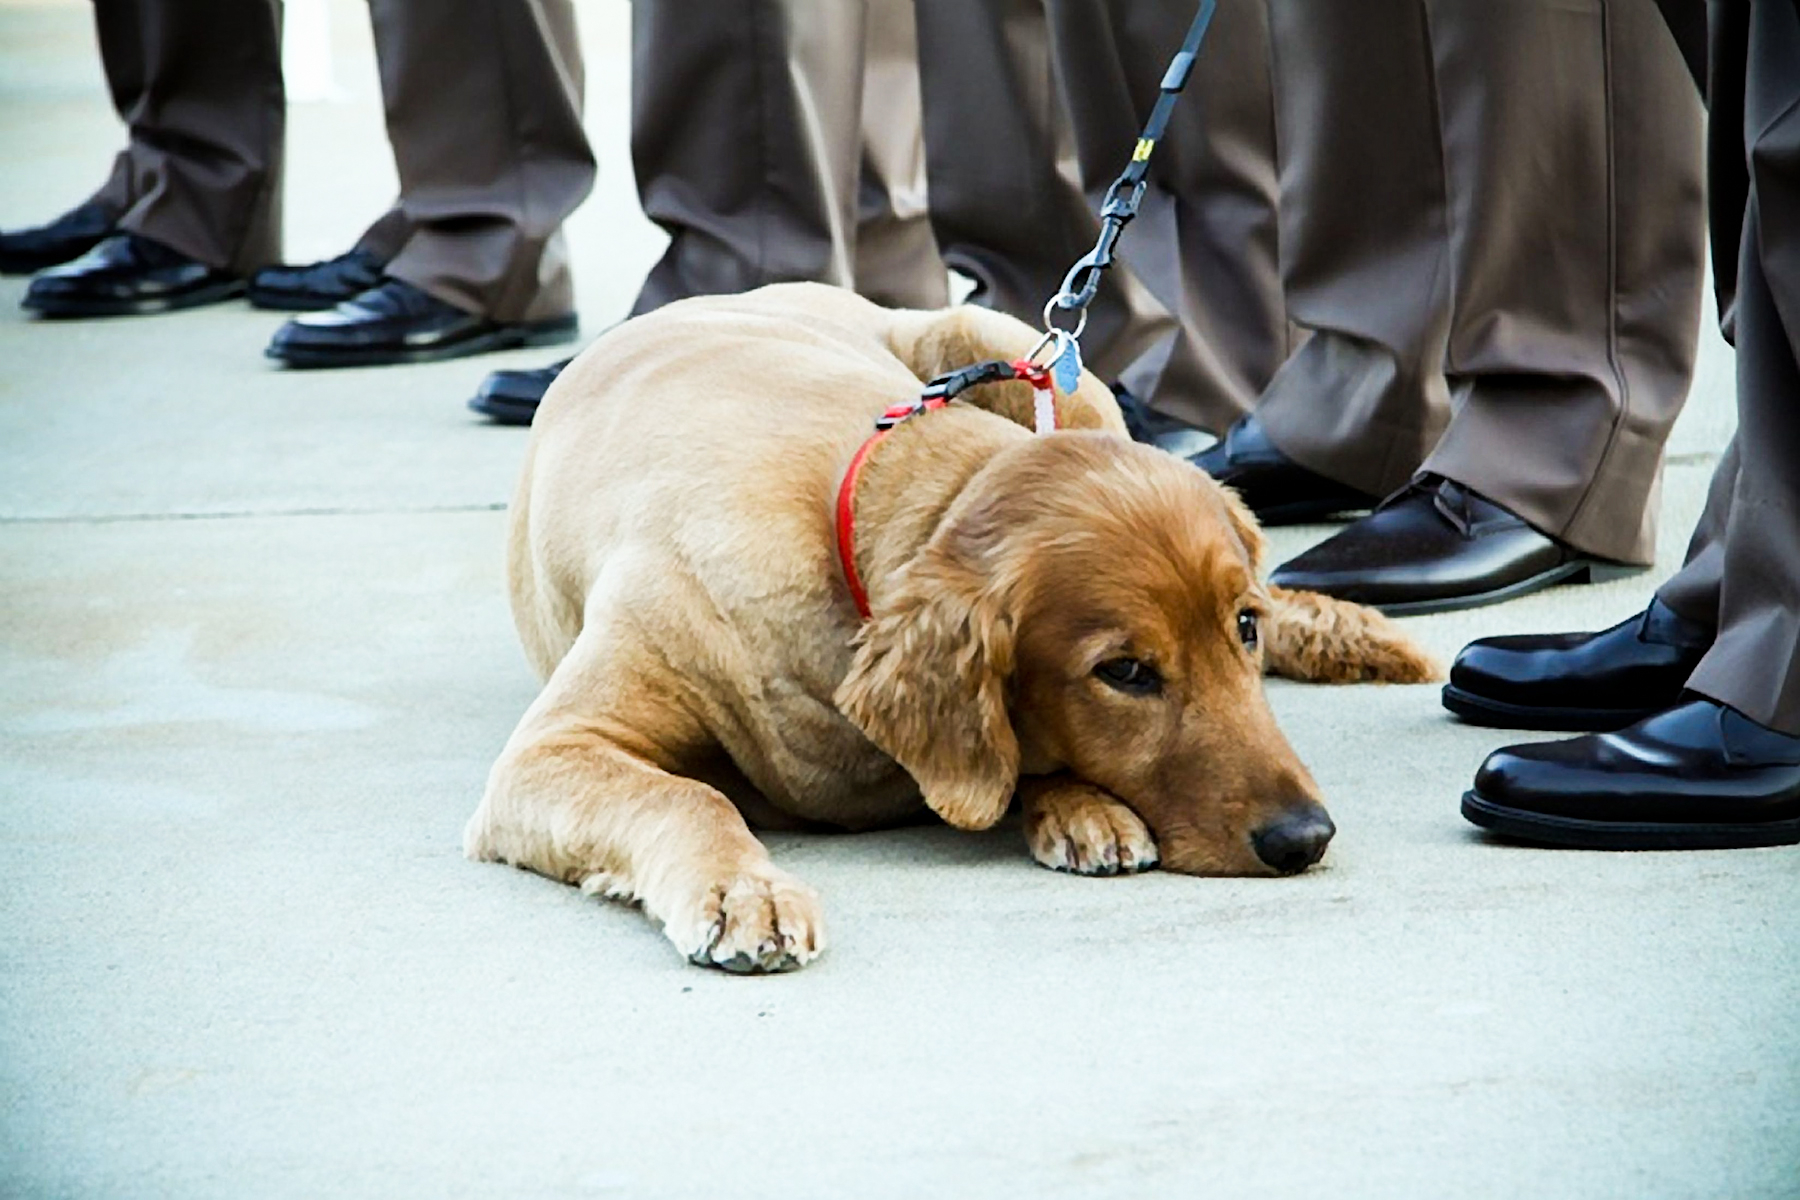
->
xmin=2 ymin=3 xmax=1795 ymax=1196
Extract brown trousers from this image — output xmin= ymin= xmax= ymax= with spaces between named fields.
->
xmin=1256 ymin=0 xmax=1707 ymax=565
xmin=629 ymin=0 xmax=946 ymax=316
xmin=89 ymin=0 xmax=285 ymax=275
xmin=1654 ymin=0 xmax=1800 ymax=735
xmin=354 ymin=0 xmax=595 ymax=323
xmin=625 ymin=0 xmax=1282 ymax=408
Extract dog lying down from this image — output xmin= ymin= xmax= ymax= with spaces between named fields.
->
xmin=465 ymin=282 xmax=1439 ymax=973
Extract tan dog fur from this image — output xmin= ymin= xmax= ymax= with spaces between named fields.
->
xmin=464 ymin=283 xmax=1439 ymax=973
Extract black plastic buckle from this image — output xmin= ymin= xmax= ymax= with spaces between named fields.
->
xmin=877 ymin=360 xmax=1020 ymax=430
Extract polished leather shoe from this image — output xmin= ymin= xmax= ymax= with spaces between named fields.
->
xmin=1191 ymin=414 xmax=1379 ymax=525
xmin=468 ymin=357 xmax=575 ymax=425
xmin=0 ymin=199 xmax=116 ymax=275
xmin=265 ymin=279 xmax=578 ymax=368
xmin=1443 ymin=599 xmax=1713 ymax=731
xmin=1269 ymin=474 xmax=1639 ymax=616
xmin=1463 ymin=697 xmax=1800 ymax=850
xmin=247 ymin=247 xmax=386 ymax=311
xmin=21 ymin=233 xmax=242 ymax=317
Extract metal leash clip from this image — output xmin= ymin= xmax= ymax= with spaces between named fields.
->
xmin=1033 ymin=0 xmax=1216 ymax=357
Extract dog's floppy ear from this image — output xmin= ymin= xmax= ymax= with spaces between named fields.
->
xmin=1215 ymin=482 xmax=1269 ymax=572
xmin=834 ymin=550 xmax=1020 ymax=831
xmin=1264 ymin=585 xmax=1443 ymax=684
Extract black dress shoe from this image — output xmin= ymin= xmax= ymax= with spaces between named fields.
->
xmin=1443 ymin=599 xmax=1713 ymax=731
xmin=1463 ymin=697 xmax=1800 ymax=850
xmin=0 ymin=199 xmax=116 ymax=275
xmin=1111 ymin=385 xmax=1209 ymax=451
xmin=21 ymin=233 xmax=242 ymax=317
xmin=247 ymin=247 xmax=386 ymax=311
xmin=265 ymin=279 xmax=578 ymax=369
xmin=468 ymin=357 xmax=574 ymax=425
xmin=1191 ymin=414 xmax=1379 ymax=525
xmin=1269 ymin=474 xmax=1639 ymax=616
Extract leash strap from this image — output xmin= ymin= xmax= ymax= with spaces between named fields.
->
xmin=1046 ymin=0 xmax=1217 ymax=327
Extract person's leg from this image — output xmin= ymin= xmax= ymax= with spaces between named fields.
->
xmin=86 ymin=1 xmax=148 ymax=221
xmin=1420 ymin=0 xmax=1706 ymax=568
xmin=1684 ymin=238 xmax=1800 ymax=733
xmin=368 ymin=0 xmax=594 ymax=323
xmin=266 ymin=0 xmax=591 ymax=365
xmin=473 ymin=0 xmax=909 ymax=421
xmin=851 ymin=0 xmax=949 ymax=311
xmin=911 ymin=0 xmax=1168 ymax=384
xmin=18 ymin=0 xmax=283 ymax=310
xmin=1653 ymin=440 xmax=1736 ymax=630
xmin=104 ymin=0 xmax=285 ymax=274
xmin=1047 ymin=0 xmax=1286 ymax=436
xmin=1266 ymin=0 xmax=1707 ymax=613
xmin=630 ymin=0 xmax=871 ymax=314
xmin=1251 ymin=0 xmax=1452 ymax=498
xmin=1460 ymin=0 xmax=1800 ymax=851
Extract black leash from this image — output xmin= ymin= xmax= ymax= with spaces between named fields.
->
xmin=1042 ymin=0 xmax=1218 ymax=339
xmin=886 ymin=0 xmax=1218 ymax=434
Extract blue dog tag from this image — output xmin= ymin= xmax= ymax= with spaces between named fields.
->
xmin=1050 ymin=333 xmax=1083 ymax=394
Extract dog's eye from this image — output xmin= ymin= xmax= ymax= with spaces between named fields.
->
xmin=1237 ymin=611 xmax=1259 ymax=651
xmin=1094 ymin=657 xmax=1163 ymax=696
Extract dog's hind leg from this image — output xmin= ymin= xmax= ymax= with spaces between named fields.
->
xmin=464 ymin=633 xmax=825 ymax=973
xmin=1264 ymin=585 xmax=1442 ymax=685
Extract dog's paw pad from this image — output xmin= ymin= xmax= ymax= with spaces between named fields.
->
xmin=1026 ymin=791 xmax=1159 ymax=876
xmin=674 ymin=867 xmax=826 ymax=973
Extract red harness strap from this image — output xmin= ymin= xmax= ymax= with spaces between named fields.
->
xmin=836 ymin=360 xmax=1057 ymax=621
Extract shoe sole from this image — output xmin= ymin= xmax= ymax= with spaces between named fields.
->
xmin=1373 ymin=558 xmax=1644 ymax=617
xmin=1440 ymin=684 xmax=1664 ymax=733
xmin=269 ymin=314 xmax=578 ymax=369
xmin=1461 ymin=790 xmax=1800 ymax=850
xmin=22 ymin=278 xmax=246 ymax=318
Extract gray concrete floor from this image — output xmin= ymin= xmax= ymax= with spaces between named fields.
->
xmin=2 ymin=3 xmax=1796 ymax=1197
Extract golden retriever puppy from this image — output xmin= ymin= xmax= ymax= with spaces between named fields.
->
xmin=465 ymin=283 xmax=1438 ymax=973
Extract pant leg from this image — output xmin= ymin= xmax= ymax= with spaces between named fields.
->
xmin=353 ymin=206 xmax=412 ymax=263
xmin=98 ymin=0 xmax=284 ymax=273
xmin=630 ymin=0 xmax=871 ymax=314
xmin=1048 ymin=0 xmax=1287 ymax=434
xmin=1684 ymin=0 xmax=1800 ymax=736
xmin=852 ymin=0 xmax=949 ymax=311
xmin=1652 ymin=0 xmax=1752 ymax=631
xmin=88 ymin=1 xmax=146 ymax=217
xmin=912 ymin=0 xmax=1169 ymax=383
xmin=369 ymin=0 xmax=594 ymax=323
xmin=1420 ymin=0 xmax=1707 ymax=567
xmin=1655 ymin=437 xmax=1736 ymax=630
xmin=1254 ymin=0 xmax=1453 ymax=496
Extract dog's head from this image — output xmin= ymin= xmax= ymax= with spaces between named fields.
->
xmin=836 ymin=433 xmax=1435 ymax=876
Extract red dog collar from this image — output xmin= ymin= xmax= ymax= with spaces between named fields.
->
xmin=836 ymin=359 xmax=1058 ymax=620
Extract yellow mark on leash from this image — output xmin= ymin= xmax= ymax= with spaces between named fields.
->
xmin=1132 ymin=138 xmax=1155 ymax=162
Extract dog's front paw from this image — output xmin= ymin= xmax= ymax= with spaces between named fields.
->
xmin=1023 ymin=783 xmax=1159 ymax=876
xmin=665 ymin=864 xmax=826 ymax=974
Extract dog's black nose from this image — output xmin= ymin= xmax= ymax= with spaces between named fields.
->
xmin=1252 ymin=805 xmax=1335 ymax=874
